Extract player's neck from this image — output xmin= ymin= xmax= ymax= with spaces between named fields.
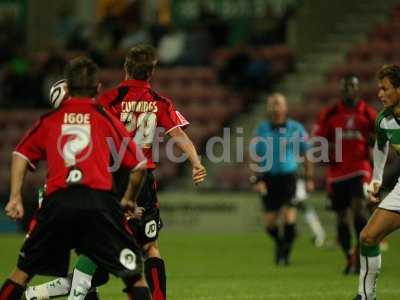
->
xmin=270 ymin=117 xmax=287 ymax=127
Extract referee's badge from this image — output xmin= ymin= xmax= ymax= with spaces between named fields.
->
xmin=120 ymin=249 xmax=137 ymax=270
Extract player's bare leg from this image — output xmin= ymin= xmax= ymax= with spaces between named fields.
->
xmin=0 ymin=268 xmax=30 ymax=300
xmin=143 ymin=241 xmax=166 ymax=300
xmin=282 ymin=206 xmax=297 ymax=265
xmin=123 ymin=275 xmax=150 ymax=300
xmin=356 ymin=208 xmax=400 ymax=299
xmin=264 ymin=212 xmax=282 ymax=264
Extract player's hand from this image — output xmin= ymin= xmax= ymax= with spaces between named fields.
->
xmin=192 ymin=164 xmax=206 ymax=184
xmin=121 ymin=197 xmax=136 ymax=211
xmin=305 ymin=179 xmax=315 ymax=193
xmin=254 ymin=181 xmax=267 ymax=195
xmin=125 ymin=206 xmax=145 ymax=220
xmin=367 ymin=181 xmax=382 ymax=204
xmin=132 ymin=206 xmax=145 ymax=219
xmin=5 ymin=194 xmax=24 ymax=220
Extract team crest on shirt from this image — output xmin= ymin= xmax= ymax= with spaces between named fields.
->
xmin=120 ymin=248 xmax=137 ymax=270
xmin=342 ymin=115 xmax=362 ymax=140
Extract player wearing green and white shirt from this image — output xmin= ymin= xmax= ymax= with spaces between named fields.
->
xmin=354 ymin=64 xmax=400 ymax=300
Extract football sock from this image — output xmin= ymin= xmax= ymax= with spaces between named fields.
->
xmin=266 ymin=226 xmax=281 ymax=244
xmin=126 ymin=287 xmax=151 ymax=300
xmin=145 ymin=258 xmax=166 ymax=300
xmin=24 ymin=276 xmax=72 ymax=299
xmin=358 ymin=244 xmax=381 ymax=300
xmin=304 ymin=207 xmax=325 ymax=245
xmin=68 ymin=256 xmax=98 ymax=300
xmin=337 ymin=222 xmax=352 ymax=255
xmin=0 ymin=279 xmax=25 ymax=300
xmin=283 ymin=223 xmax=296 ymax=257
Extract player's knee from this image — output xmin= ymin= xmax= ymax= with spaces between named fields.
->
xmin=360 ymin=229 xmax=379 ymax=246
xmin=123 ymin=274 xmax=147 ymax=288
xmin=146 ymin=244 xmax=161 ymax=258
xmin=9 ymin=268 xmax=31 ymax=286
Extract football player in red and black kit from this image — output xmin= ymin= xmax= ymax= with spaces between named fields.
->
xmin=24 ymin=45 xmax=206 ymax=300
xmin=313 ymin=74 xmax=377 ymax=274
xmin=0 ymin=57 xmax=151 ymax=300
xmin=99 ymin=44 xmax=206 ymax=300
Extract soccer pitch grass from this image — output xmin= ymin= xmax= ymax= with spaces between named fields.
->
xmin=1 ymin=192 xmax=400 ymax=300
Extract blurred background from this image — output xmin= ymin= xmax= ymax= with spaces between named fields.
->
xmin=1 ymin=0 xmax=400 ymax=232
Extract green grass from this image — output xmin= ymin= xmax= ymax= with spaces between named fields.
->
xmin=1 ymin=191 xmax=400 ymax=299
xmin=1 ymin=232 xmax=400 ymax=299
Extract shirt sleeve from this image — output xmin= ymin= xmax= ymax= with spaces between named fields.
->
xmin=372 ymin=140 xmax=388 ymax=183
xmin=375 ymin=116 xmax=388 ymax=150
xmin=312 ymin=109 xmax=331 ymax=139
xmin=107 ymin=111 xmax=147 ymax=171
xmin=14 ymin=119 xmax=46 ymax=171
xmin=157 ymin=98 xmax=189 ymax=134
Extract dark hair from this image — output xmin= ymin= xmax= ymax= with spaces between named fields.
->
xmin=65 ymin=56 xmax=99 ymax=97
xmin=377 ymin=64 xmax=400 ymax=88
xmin=342 ymin=73 xmax=359 ymax=83
xmin=124 ymin=44 xmax=157 ymax=81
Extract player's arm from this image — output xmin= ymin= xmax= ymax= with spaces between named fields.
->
xmin=303 ymin=154 xmax=315 ymax=192
xmin=106 ymin=108 xmax=148 ymax=212
xmin=168 ymin=126 xmax=206 ymax=184
xmin=122 ymin=168 xmax=147 ymax=218
xmin=5 ymin=154 xmax=29 ymax=219
xmin=157 ymin=97 xmax=206 ymax=184
xmin=299 ymin=124 xmax=314 ymax=192
xmin=249 ymin=125 xmax=268 ymax=193
xmin=368 ymin=112 xmax=389 ymax=203
xmin=368 ymin=140 xmax=389 ymax=203
xmin=6 ymin=119 xmax=45 ymax=219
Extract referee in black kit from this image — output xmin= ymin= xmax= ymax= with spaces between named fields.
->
xmin=252 ymin=93 xmax=314 ymax=265
xmin=0 ymin=57 xmax=151 ymax=300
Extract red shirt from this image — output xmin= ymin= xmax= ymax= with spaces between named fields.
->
xmin=312 ymin=100 xmax=377 ymax=183
xmin=98 ymin=79 xmax=189 ymax=169
xmin=14 ymin=97 xmax=146 ymax=195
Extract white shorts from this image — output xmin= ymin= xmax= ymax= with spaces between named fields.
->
xmin=379 ymin=181 xmax=400 ymax=212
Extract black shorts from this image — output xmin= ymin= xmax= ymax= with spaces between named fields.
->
xmin=129 ymin=171 xmax=162 ymax=245
xmin=261 ymin=173 xmax=297 ymax=212
xmin=114 ymin=169 xmax=160 ymax=213
xmin=18 ymin=186 xmax=143 ymax=278
xmin=114 ymin=169 xmax=162 ymax=245
xmin=329 ymin=175 xmax=365 ymax=211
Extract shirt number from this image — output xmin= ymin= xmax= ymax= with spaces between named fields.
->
xmin=61 ymin=124 xmax=91 ymax=167
xmin=122 ymin=112 xmax=157 ymax=145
